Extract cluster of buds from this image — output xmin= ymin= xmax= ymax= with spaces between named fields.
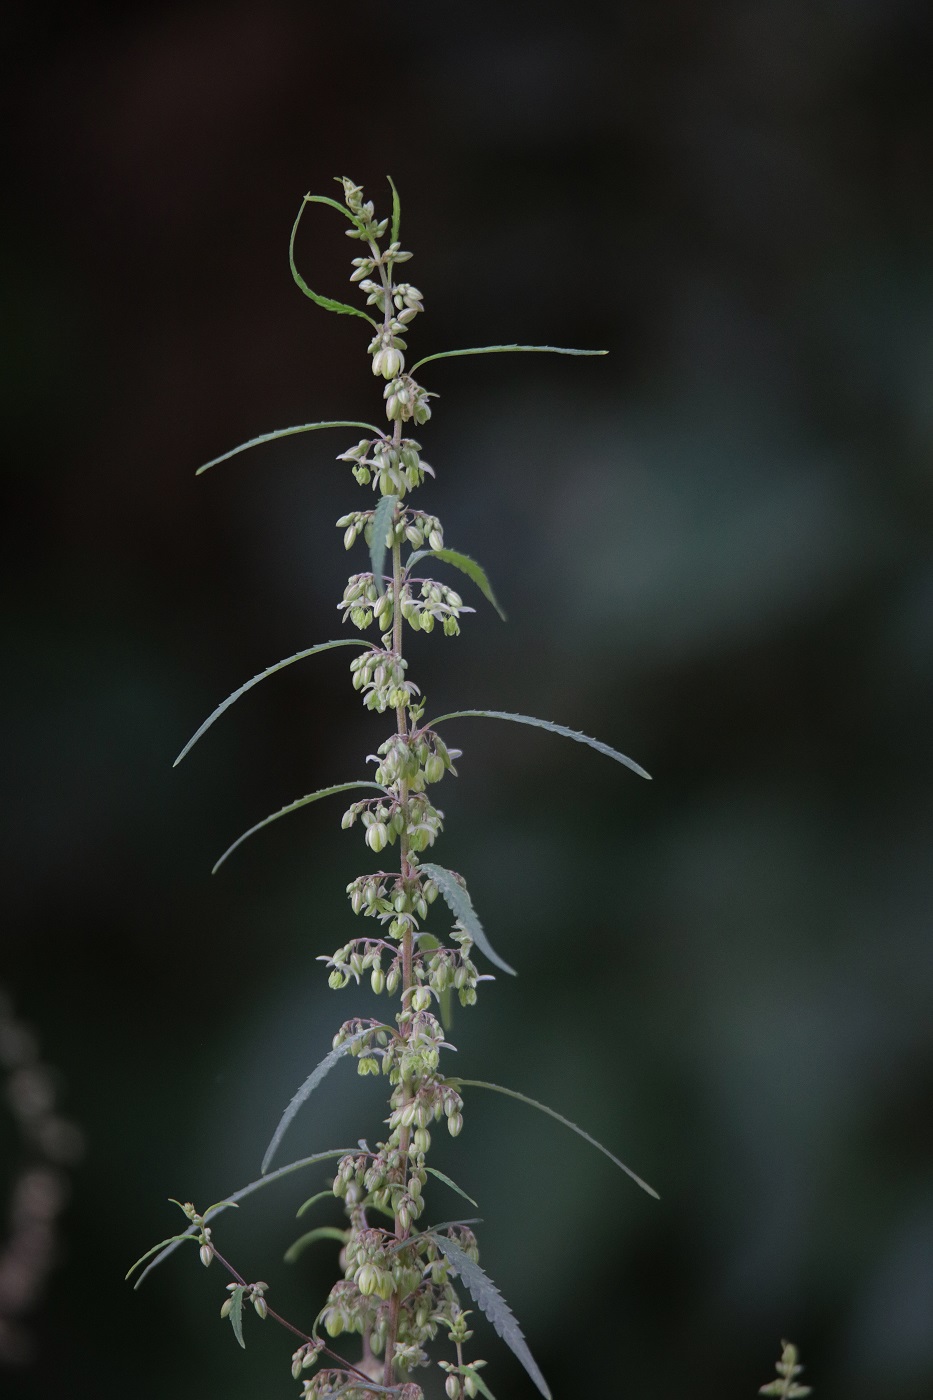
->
xmin=347 ymin=647 xmax=418 ymax=714
xmin=221 ymin=1279 xmax=269 ymax=1321
xmin=290 ymin=1341 xmax=323 ymax=1381
xmin=366 ymin=732 xmax=459 ymax=790
xmin=345 ymin=872 xmax=439 ymax=924
xmin=384 ymin=375 xmax=434 ymax=426
xmin=340 ymin=178 xmax=388 ymax=241
xmin=323 ymin=943 xmax=396 ymax=1001
xmin=400 ymin=580 xmax=469 ymax=635
xmin=369 ymin=330 xmax=406 ymax=382
xmin=337 ymin=507 xmax=443 ymax=554
xmin=419 ymin=941 xmax=479 ymax=1011
xmin=336 ymin=438 xmax=430 ymax=495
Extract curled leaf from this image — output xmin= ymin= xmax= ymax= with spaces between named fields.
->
xmin=425 ymin=1166 xmax=479 ymax=1208
xmin=410 ymin=344 xmax=607 ymax=374
xmin=429 ymin=710 xmax=651 ymax=780
xmin=212 ymin=781 xmax=385 ymax=874
xmin=452 ymin=1079 xmax=659 ymax=1199
xmin=387 ymin=175 xmax=401 ymax=244
xmin=284 ymin=1226 xmax=347 ymax=1264
xmin=418 ymin=862 xmax=516 ymax=977
xmin=196 ymin=421 xmax=381 ymax=476
xmin=290 ymin=199 xmax=378 ymax=325
xmin=174 ymin=640 xmax=369 ymax=766
xmin=262 ymin=1028 xmax=379 ymax=1174
xmin=407 ymin=548 xmax=506 ymax=621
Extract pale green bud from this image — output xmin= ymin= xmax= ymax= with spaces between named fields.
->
xmin=199 ymin=1244 xmax=212 ymax=1267
xmin=371 ymin=967 xmax=385 ymax=994
xmin=366 ymin=822 xmax=388 ymax=853
xmin=448 ymin=1112 xmax=463 ymax=1137
xmin=356 ymin=1263 xmax=378 ymax=1296
xmin=424 ymin=753 xmax=444 ymax=784
xmin=253 ymin=1296 xmax=268 ymax=1320
xmin=446 ymin=1378 xmax=461 ymax=1400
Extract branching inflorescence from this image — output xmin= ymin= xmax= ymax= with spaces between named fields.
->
xmin=130 ymin=177 xmax=656 ymax=1400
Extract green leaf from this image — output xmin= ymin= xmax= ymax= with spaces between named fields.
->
xmin=369 ymin=493 xmax=398 ymax=596
xmin=174 ymin=640 xmax=370 ymax=766
xmin=410 ymin=344 xmax=608 ymax=374
xmin=430 ymin=1234 xmax=551 ymax=1400
xmin=261 ymin=1029 xmax=376 ymax=1174
xmin=132 ymin=1148 xmax=357 ymax=1288
xmin=125 ymin=1232 xmax=196 ymax=1281
xmin=463 ymin=1368 xmax=498 ymax=1400
xmin=407 ymin=548 xmax=506 ymax=621
xmin=425 ymin=1167 xmax=479 ymax=1208
xmin=228 ymin=1285 xmax=246 ymax=1348
xmin=304 ymin=193 xmax=359 ymax=223
xmin=296 ymin=1189 xmax=336 ymax=1219
xmin=428 ymin=710 xmax=651 ymax=781
xmin=452 ymin=1080 xmax=659 ymax=1199
xmin=196 ymin=421 xmax=382 ymax=476
xmin=212 ymin=781 xmax=385 ymax=874
xmin=290 ymin=199 xmax=378 ymax=325
xmin=387 ymin=175 xmax=401 ymax=244
xmin=284 ymin=1226 xmax=348 ymax=1264
xmin=418 ymin=862 xmax=516 ymax=977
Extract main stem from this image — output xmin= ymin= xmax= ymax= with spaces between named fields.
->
xmin=384 ymin=418 xmax=412 ymax=1389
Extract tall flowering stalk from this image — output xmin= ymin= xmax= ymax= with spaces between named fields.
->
xmin=129 ymin=178 xmax=656 ymax=1400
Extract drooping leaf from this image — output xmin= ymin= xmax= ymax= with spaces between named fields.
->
xmin=452 ymin=1079 xmax=659 ymax=1199
xmin=428 ymin=710 xmax=651 ymax=780
xmin=261 ymin=1029 xmax=376 ymax=1174
xmin=410 ymin=344 xmax=607 ymax=374
xmin=418 ymin=863 xmax=516 ymax=977
xmin=212 ymin=782 xmax=385 ymax=874
xmin=290 ymin=199 xmax=378 ymax=325
xmin=228 ymin=1285 xmax=246 ymax=1348
xmin=387 ymin=175 xmax=401 ymax=244
xmin=125 ymin=1232 xmax=196 ymax=1281
xmin=430 ymin=1234 xmax=551 ymax=1400
xmin=196 ymin=421 xmax=382 ymax=476
xmin=284 ymin=1226 xmax=347 ymax=1264
xmin=174 ymin=640 xmax=370 ymax=766
xmin=407 ymin=548 xmax=506 ymax=621
xmin=369 ymin=493 xmax=398 ymax=596
xmin=132 ymin=1148 xmax=357 ymax=1287
xmin=296 ymin=1189 xmax=336 ymax=1219
xmin=425 ymin=1167 xmax=479 ymax=1208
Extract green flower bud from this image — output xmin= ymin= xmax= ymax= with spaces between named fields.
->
xmin=448 ymin=1112 xmax=463 ymax=1137
xmin=446 ymin=1377 xmax=461 ymax=1400
xmin=253 ymin=1296 xmax=268 ymax=1320
xmin=199 ymin=1244 xmax=212 ymax=1267
xmin=424 ymin=753 xmax=445 ymax=784
xmin=371 ymin=966 xmax=385 ymax=994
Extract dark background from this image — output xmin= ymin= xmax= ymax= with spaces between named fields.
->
xmin=3 ymin=2 xmax=933 ymax=1397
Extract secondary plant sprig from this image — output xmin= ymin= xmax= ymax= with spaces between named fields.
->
xmin=134 ymin=176 xmax=655 ymax=1400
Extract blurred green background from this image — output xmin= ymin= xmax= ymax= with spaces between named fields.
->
xmin=3 ymin=2 xmax=933 ymax=1397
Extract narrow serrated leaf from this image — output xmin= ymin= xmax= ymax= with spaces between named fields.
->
xmin=426 ymin=1167 xmax=478 ymax=1208
xmin=133 ymin=1148 xmax=357 ymax=1287
xmin=284 ymin=1226 xmax=347 ymax=1264
xmin=429 ymin=710 xmax=651 ymax=780
xmin=419 ymin=863 xmax=516 ymax=976
xmin=196 ymin=421 xmax=382 ymax=476
xmin=387 ymin=175 xmax=401 ymax=244
xmin=228 ymin=1285 xmax=246 ymax=1348
xmin=174 ymin=640 xmax=370 ymax=766
xmin=296 ymin=1189 xmax=335 ymax=1219
xmin=262 ymin=1029 xmax=375 ymax=1174
xmin=125 ymin=1233 xmax=196 ymax=1280
xmin=453 ymin=1079 xmax=659 ymax=1199
xmin=369 ymin=493 xmax=398 ymax=595
xmin=290 ymin=200 xmax=378 ymax=325
xmin=430 ymin=1234 xmax=551 ymax=1400
xmin=410 ymin=344 xmax=607 ymax=374
xmin=212 ymin=781 xmax=385 ymax=874
xmin=408 ymin=548 xmax=506 ymax=621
